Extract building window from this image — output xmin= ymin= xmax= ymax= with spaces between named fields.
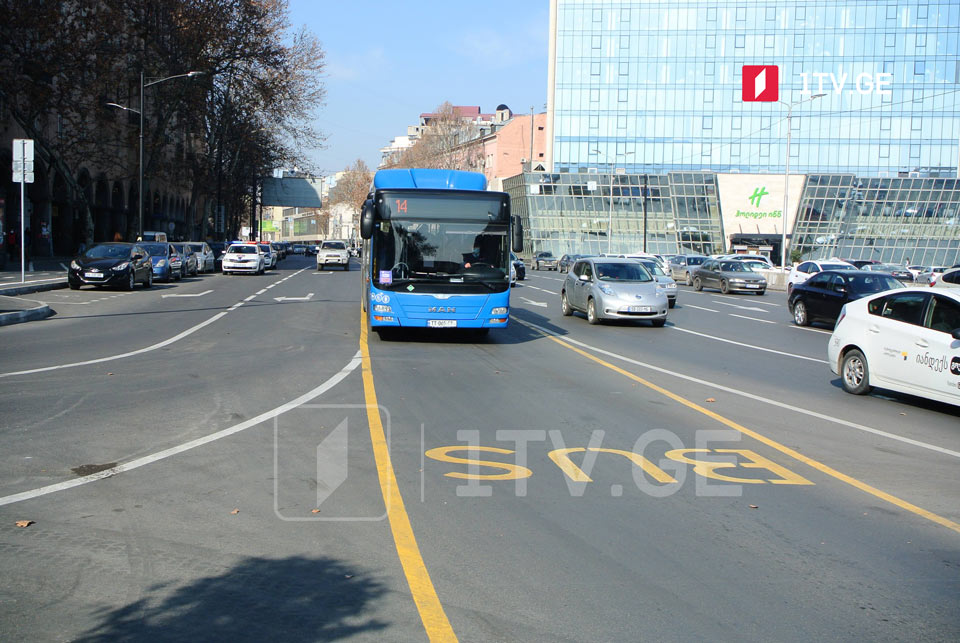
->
xmin=795 ymin=34 xmax=804 ymax=48
xmin=591 ymin=62 xmax=600 ymax=76
xmin=886 ymin=5 xmax=896 ymax=20
xmin=881 ymin=117 xmax=891 ymax=130
xmin=885 ymin=33 xmax=895 ymax=48
xmin=705 ymin=62 xmax=715 ymax=76
xmin=912 ymin=117 xmax=922 ymax=131
xmin=883 ymin=60 xmax=893 ymax=73
xmin=619 ymin=62 xmax=629 ymax=76
xmin=760 ymin=144 xmax=770 ymax=157
xmin=916 ymin=34 xmax=926 ymax=49
xmin=731 ymin=144 xmax=741 ymax=157
xmin=732 ymin=117 xmax=742 ymax=130
xmin=618 ymin=89 xmax=628 ymax=103
xmin=590 ymin=115 xmax=599 ymax=129
xmin=591 ymin=35 xmax=601 ymax=49
xmin=735 ymin=35 xmax=745 ymax=49
xmin=765 ymin=6 xmax=776 ymax=21
xmin=880 ymin=145 xmax=890 ymax=158
xmin=593 ymin=8 xmax=601 ymax=22
xmin=703 ymin=116 xmax=713 ymax=130
xmin=918 ymin=4 xmax=928 ymax=19
xmin=914 ymin=61 xmax=925 ymax=75
xmin=910 ymin=145 xmax=920 ymax=158
xmin=736 ymin=7 xmax=746 ymax=22
xmin=704 ymin=89 xmax=714 ymax=103
xmin=620 ymin=8 xmax=631 ymax=22
xmin=707 ymin=7 xmax=717 ymax=22
xmin=590 ymin=89 xmax=599 ymax=103
xmin=706 ymin=34 xmax=716 ymax=49
xmin=764 ymin=34 xmax=775 ymax=49
xmin=796 ymin=7 xmax=805 ymax=21
xmin=702 ymin=144 xmax=712 ymax=158
xmin=620 ymin=35 xmax=629 ymax=49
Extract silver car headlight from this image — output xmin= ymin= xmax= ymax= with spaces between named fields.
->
xmin=598 ymin=284 xmax=615 ymax=296
xmin=70 ymin=260 xmax=80 ymax=270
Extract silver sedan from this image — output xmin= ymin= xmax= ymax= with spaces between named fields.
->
xmin=561 ymin=257 xmax=669 ymax=326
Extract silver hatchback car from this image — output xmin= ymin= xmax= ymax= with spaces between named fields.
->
xmin=561 ymin=257 xmax=669 ymax=326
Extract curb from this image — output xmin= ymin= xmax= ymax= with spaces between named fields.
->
xmin=0 ymin=280 xmax=68 ymax=297
xmin=0 ymin=297 xmax=53 ymax=327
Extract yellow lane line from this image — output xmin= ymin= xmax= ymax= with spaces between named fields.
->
xmin=535 ymin=329 xmax=960 ymax=536
xmin=360 ymin=318 xmax=458 ymax=642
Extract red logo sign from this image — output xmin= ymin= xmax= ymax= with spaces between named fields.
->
xmin=742 ymin=65 xmax=779 ymax=102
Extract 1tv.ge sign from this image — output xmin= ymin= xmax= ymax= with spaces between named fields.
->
xmin=742 ymin=65 xmax=893 ymax=102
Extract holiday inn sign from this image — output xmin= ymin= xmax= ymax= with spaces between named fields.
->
xmin=716 ymin=174 xmax=806 ymax=250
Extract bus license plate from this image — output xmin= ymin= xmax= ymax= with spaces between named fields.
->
xmin=428 ymin=320 xmax=457 ymax=328
xmin=628 ymin=305 xmax=653 ymax=313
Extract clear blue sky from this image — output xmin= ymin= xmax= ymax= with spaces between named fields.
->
xmin=286 ymin=0 xmax=549 ymax=176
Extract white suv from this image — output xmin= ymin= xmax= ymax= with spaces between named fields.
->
xmin=317 ymin=240 xmax=350 ymax=270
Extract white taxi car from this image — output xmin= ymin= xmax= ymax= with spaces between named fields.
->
xmin=222 ymin=243 xmax=264 ymax=275
xmin=317 ymin=240 xmax=350 ymax=270
xmin=828 ymin=288 xmax=960 ymax=407
xmin=788 ymin=259 xmax=854 ymax=293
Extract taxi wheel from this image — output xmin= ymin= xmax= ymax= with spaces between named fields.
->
xmin=561 ymin=291 xmax=573 ymax=316
xmin=587 ymin=298 xmax=599 ymax=324
xmin=841 ymin=349 xmax=872 ymax=395
xmin=792 ymin=300 xmax=809 ymax=326
xmin=693 ymin=277 xmax=703 ymax=291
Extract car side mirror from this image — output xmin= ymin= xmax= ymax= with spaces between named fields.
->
xmin=579 ymin=273 xmax=590 ymax=281
xmin=133 ymin=253 xmax=143 ymax=260
xmin=512 ymin=215 xmax=524 ymax=253
xmin=360 ymin=199 xmax=375 ymax=240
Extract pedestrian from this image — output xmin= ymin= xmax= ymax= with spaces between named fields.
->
xmin=40 ymin=221 xmax=51 ymax=256
xmin=5 ymin=229 xmax=14 ymax=261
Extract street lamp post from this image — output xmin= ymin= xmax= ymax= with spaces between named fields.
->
xmin=590 ymin=149 xmax=634 ymax=253
xmin=108 ymin=71 xmax=204 ymax=240
xmin=780 ymin=93 xmax=826 ymax=271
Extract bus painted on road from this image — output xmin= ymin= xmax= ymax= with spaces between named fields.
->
xmin=360 ymin=169 xmax=522 ymax=335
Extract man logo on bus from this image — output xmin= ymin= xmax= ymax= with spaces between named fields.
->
xmin=743 ymin=65 xmax=779 ymax=102
xmin=749 ymin=186 xmax=769 ymax=207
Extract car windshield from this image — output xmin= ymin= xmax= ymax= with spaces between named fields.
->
xmin=259 ymin=245 xmax=271 ymax=252
xmin=637 ymin=260 xmax=666 ymax=276
xmin=141 ymin=243 xmax=168 ymax=257
xmin=595 ymin=262 xmax=653 ymax=282
xmin=322 ymin=242 xmax=346 ymax=249
xmin=686 ymin=256 xmax=707 ymax=266
xmin=820 ymin=263 xmax=850 ymax=270
xmin=539 ymin=252 xmax=554 ymax=258
xmin=870 ymin=264 xmax=899 ymax=271
xmin=228 ymin=245 xmax=258 ymax=254
xmin=848 ymin=274 xmax=904 ymax=293
xmin=187 ymin=244 xmax=204 ymax=252
xmin=740 ymin=261 xmax=768 ymax=272
xmin=83 ymin=244 xmax=129 ymax=259
xmin=720 ymin=261 xmax=750 ymax=272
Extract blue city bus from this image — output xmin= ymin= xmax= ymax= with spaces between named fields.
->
xmin=360 ymin=169 xmax=523 ymax=336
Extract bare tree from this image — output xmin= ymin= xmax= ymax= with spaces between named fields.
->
xmin=393 ymin=102 xmax=481 ymax=170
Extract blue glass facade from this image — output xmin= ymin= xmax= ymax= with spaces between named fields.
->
xmin=549 ymin=0 xmax=960 ymax=177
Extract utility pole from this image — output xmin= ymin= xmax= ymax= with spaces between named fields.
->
xmin=529 ymin=106 xmax=535 ymax=171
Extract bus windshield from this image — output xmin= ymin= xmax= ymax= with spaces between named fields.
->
xmin=373 ymin=217 xmax=509 ymax=290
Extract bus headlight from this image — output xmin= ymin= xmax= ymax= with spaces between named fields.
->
xmin=373 ymin=304 xmax=392 ymax=313
xmin=491 ymin=307 xmax=508 ymax=315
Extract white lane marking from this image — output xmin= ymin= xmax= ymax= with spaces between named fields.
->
xmin=274 ymin=293 xmax=315 ymax=302
xmin=519 ymin=296 xmax=548 ymax=308
xmin=266 ymin=284 xmax=276 ymax=289
xmin=668 ymin=326 xmax=827 ymax=363
xmin=256 ymin=289 xmax=267 ymax=295
xmin=0 ymin=353 xmax=362 ymax=507
xmin=683 ymin=304 xmax=720 ymax=313
xmin=161 ymin=289 xmax=213 ymax=298
xmin=790 ymin=325 xmax=833 ymax=335
xmin=525 ymin=284 xmax=559 ymax=295
xmin=518 ymin=320 xmax=960 ymax=460
xmin=0 ymin=313 xmax=227 ymax=379
xmin=244 ymin=295 xmax=256 ymax=302
xmin=0 ymin=269 xmax=307 ymax=378
xmin=684 ymin=290 xmax=782 ymax=307
xmin=712 ymin=300 xmax=768 ymax=313
xmin=728 ymin=313 xmax=776 ymax=324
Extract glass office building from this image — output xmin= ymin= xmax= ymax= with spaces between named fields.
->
xmin=547 ymin=0 xmax=960 ymax=176
xmin=505 ymin=171 xmax=960 ymax=265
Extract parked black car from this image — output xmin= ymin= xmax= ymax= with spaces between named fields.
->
xmin=558 ymin=254 xmax=584 ymax=273
xmin=68 ymin=242 xmax=153 ymax=290
xmin=788 ymin=269 xmax=903 ymax=327
xmin=511 ymin=253 xmax=526 ymax=281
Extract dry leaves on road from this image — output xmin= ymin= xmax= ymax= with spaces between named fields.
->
xmin=230 ymin=508 xmax=239 ymax=515
xmin=15 ymin=520 xmax=35 ymax=528
xmin=705 ymin=398 xmax=716 ymax=403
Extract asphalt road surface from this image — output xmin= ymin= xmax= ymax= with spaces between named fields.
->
xmin=0 ymin=256 xmax=957 ymax=641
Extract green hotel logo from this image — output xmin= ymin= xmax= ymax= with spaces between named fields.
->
xmin=748 ymin=186 xmax=769 ymax=207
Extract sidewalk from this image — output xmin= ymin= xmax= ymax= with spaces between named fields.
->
xmin=0 ymin=255 xmax=69 ymax=298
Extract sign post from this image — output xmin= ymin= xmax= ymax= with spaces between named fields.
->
xmin=13 ymin=139 xmax=34 ymax=283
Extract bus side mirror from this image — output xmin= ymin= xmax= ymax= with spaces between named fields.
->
xmin=360 ymin=200 xmax=375 ymax=240
xmin=512 ymin=215 xmax=523 ymax=253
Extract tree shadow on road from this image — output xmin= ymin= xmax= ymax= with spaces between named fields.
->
xmin=76 ymin=555 xmax=389 ymax=642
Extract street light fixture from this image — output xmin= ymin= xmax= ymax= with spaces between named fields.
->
xmin=590 ymin=149 xmax=635 ymax=253
xmin=108 ymin=71 xmax=205 ymax=239
xmin=780 ymin=92 xmax=826 ymax=271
